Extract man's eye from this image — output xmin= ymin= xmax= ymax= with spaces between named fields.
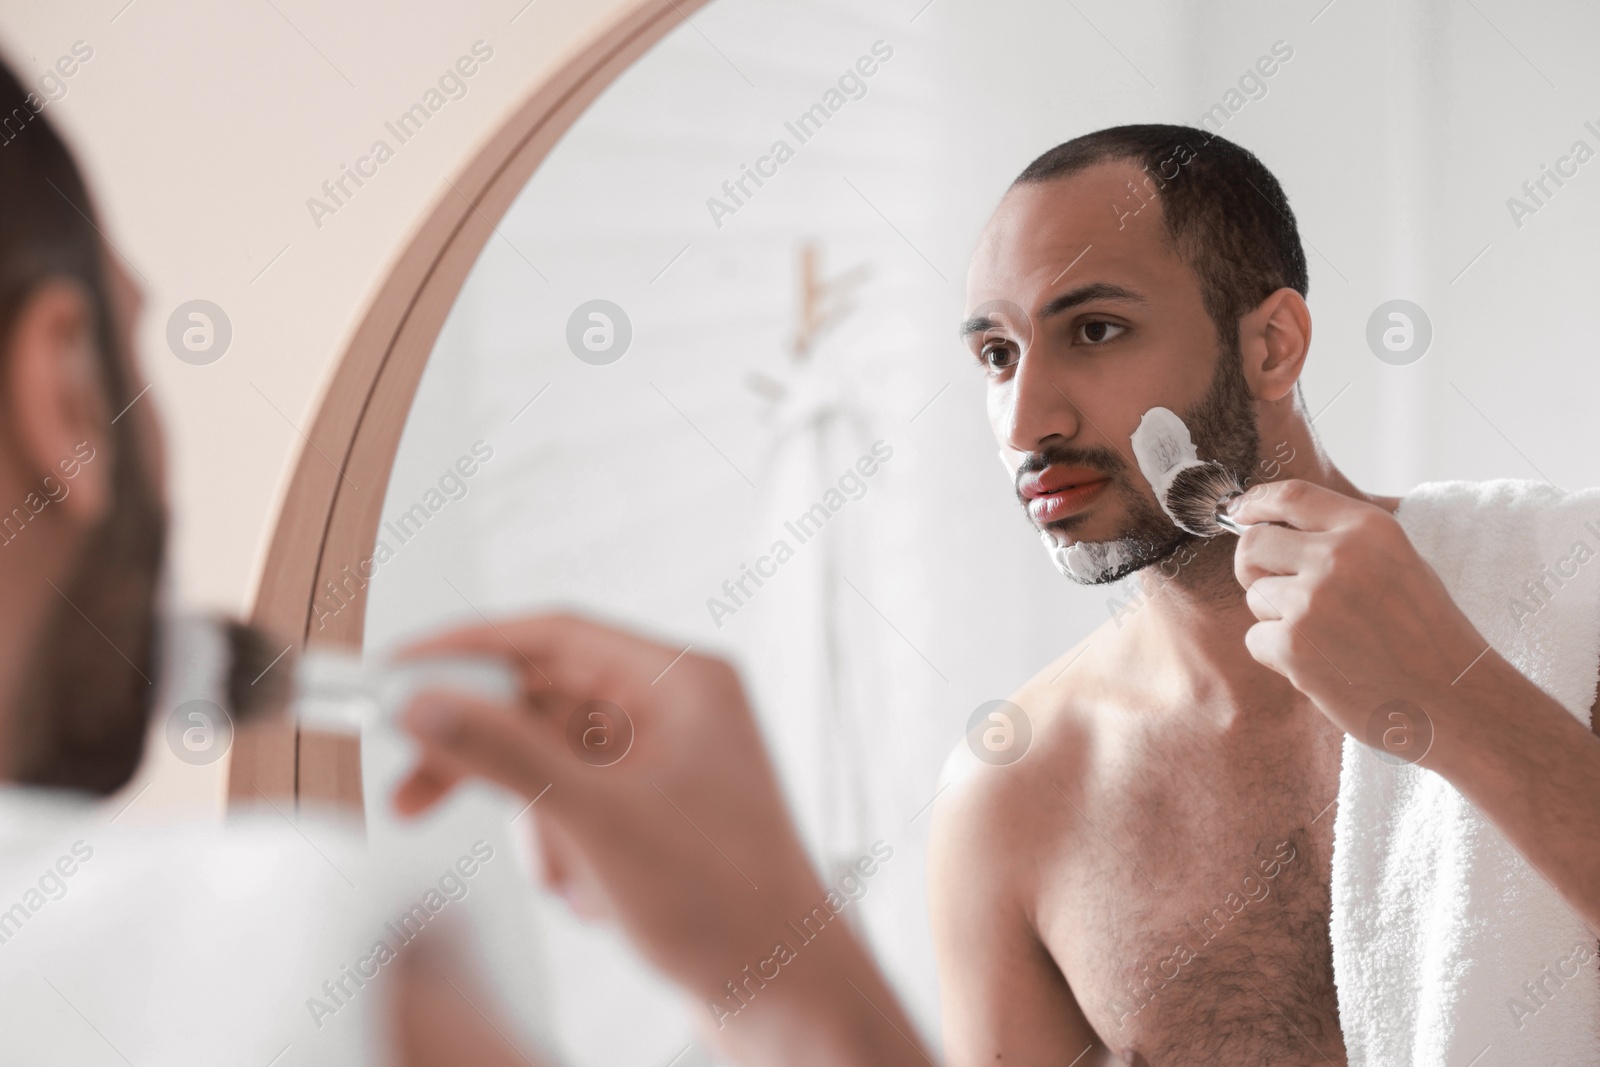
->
xmin=1076 ymin=320 xmax=1126 ymax=344
xmin=981 ymin=344 xmax=1018 ymax=371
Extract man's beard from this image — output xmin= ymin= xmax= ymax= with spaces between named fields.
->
xmin=1026 ymin=334 xmax=1261 ymax=587
xmin=9 ymin=432 xmax=166 ymax=795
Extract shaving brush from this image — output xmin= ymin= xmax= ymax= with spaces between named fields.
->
xmin=1161 ymin=461 xmax=1251 ymax=538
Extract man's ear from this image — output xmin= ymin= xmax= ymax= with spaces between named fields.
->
xmin=5 ymin=279 xmax=112 ymax=525
xmin=1239 ymin=287 xmax=1312 ymax=403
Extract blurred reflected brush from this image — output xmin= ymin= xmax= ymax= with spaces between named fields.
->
xmin=1162 ymin=461 xmax=1250 ymax=538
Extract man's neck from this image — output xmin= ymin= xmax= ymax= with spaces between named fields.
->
xmin=1120 ymin=438 xmax=1386 ymax=728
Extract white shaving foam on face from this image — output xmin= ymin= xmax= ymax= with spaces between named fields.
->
xmin=1007 ymin=444 xmax=1141 ymax=583
xmin=1131 ymin=406 xmax=1210 ymax=526
xmin=1040 ymin=530 xmax=1136 ymax=584
xmin=1009 ymin=446 xmax=1138 ymax=584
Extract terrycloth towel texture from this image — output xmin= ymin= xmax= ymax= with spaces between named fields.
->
xmin=1331 ymin=480 xmax=1600 ymax=1066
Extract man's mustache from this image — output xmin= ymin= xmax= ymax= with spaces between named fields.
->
xmin=1012 ymin=443 xmax=1128 ymax=498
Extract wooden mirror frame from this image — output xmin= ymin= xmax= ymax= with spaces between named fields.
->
xmin=229 ymin=0 xmax=709 ymax=811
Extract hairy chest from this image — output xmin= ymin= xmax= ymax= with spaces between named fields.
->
xmin=1034 ymin=734 xmax=1347 ymax=1065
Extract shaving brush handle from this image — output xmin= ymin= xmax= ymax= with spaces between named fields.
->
xmin=1215 ymin=511 xmax=1254 ymax=536
xmin=1214 ymin=491 xmax=1269 ymax=536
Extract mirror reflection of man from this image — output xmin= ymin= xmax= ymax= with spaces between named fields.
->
xmin=397 ymin=126 xmax=1600 ymax=1066
xmin=0 ymin=57 xmax=556 ymax=1066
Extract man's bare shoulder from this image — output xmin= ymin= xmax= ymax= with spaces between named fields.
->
xmin=931 ymin=624 xmax=1125 ymax=875
xmin=927 ymin=629 xmax=1119 ymax=1060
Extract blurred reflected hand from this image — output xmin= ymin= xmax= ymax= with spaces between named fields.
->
xmin=393 ymin=613 xmax=931 ymax=1067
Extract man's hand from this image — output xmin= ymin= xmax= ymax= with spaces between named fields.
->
xmin=391 ymin=613 xmax=934 ymax=1067
xmin=1228 ymin=478 xmax=1488 ymax=764
xmin=1230 ymin=479 xmax=1600 ymax=936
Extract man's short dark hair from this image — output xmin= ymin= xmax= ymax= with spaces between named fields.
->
xmin=1014 ymin=124 xmax=1309 ymax=347
xmin=0 ymin=68 xmax=124 ymax=399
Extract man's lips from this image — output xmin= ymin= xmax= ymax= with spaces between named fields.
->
xmin=1021 ymin=469 xmax=1112 ymax=524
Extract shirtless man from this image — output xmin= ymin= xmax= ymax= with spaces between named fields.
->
xmin=0 ymin=54 xmax=548 ymax=1065
xmin=399 ymin=125 xmax=1600 ymax=1067
xmin=931 ymin=126 xmax=1357 ymax=1066
xmin=928 ymin=124 xmax=1600 ymax=1065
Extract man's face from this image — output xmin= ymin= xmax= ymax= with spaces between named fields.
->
xmin=964 ymin=161 xmax=1259 ymax=584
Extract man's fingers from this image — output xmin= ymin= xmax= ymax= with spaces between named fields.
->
xmin=397 ymin=612 xmax=684 ymax=707
xmin=392 ymin=759 xmax=463 ymax=817
xmin=533 ymin=816 xmax=616 ymax=923
xmin=1243 ymin=620 xmax=1292 ymax=678
xmin=1233 ymin=522 xmax=1318 ymax=586
xmin=1243 ymin=575 xmax=1301 ymax=622
xmin=401 ymin=692 xmax=567 ymax=804
xmin=1228 ymin=478 xmax=1365 ymax=531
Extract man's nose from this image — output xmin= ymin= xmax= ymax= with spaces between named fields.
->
xmin=1001 ymin=350 xmax=1080 ymax=455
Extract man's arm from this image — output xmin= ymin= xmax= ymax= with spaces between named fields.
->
xmin=391 ymin=614 xmax=936 ymax=1067
xmin=929 ymin=764 xmax=1110 ymax=1067
xmin=1419 ymin=650 xmax=1600 ymax=937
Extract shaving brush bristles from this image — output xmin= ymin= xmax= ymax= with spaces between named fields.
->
xmin=222 ymin=619 xmax=295 ymax=722
xmin=1162 ymin=462 xmax=1245 ymax=537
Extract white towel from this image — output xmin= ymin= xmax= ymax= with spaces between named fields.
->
xmin=1331 ymin=479 xmax=1600 ymax=1066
